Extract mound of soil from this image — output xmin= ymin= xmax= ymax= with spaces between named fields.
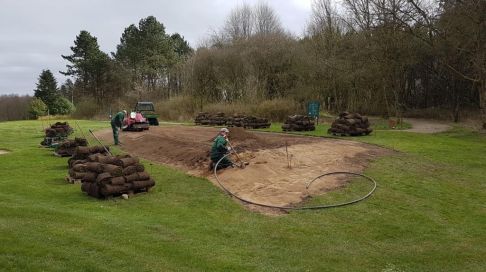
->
xmin=228 ymin=127 xmax=274 ymax=150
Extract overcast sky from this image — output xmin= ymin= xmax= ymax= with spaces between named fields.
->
xmin=0 ymin=0 xmax=313 ymax=95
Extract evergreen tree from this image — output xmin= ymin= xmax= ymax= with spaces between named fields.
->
xmin=115 ymin=16 xmax=175 ymax=94
xmin=61 ymin=30 xmax=113 ymax=105
xmin=170 ymin=33 xmax=193 ymax=59
xmin=34 ymin=69 xmax=58 ymax=113
xmin=59 ymin=78 xmax=74 ymax=103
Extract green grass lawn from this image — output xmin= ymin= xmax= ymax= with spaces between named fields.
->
xmin=1 ymin=120 xmax=485 ymax=271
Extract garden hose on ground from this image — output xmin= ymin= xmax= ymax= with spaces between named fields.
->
xmin=213 ymin=153 xmax=377 ymax=210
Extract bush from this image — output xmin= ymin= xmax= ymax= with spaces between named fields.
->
xmin=155 ymin=96 xmax=200 ymax=121
xmin=50 ymin=97 xmax=75 ymax=115
xmin=253 ymin=98 xmax=302 ymax=121
xmin=29 ymin=97 xmax=47 ymax=119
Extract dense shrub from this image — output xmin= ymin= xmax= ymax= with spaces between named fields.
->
xmin=29 ymin=97 xmax=47 ymax=119
xmin=51 ymin=97 xmax=75 ymax=115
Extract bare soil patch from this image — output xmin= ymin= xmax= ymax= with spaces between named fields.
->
xmin=0 ymin=149 xmax=10 ymax=155
xmin=95 ymin=125 xmax=390 ymax=210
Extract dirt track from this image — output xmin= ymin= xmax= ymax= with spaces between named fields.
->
xmin=96 ymin=125 xmax=389 ymax=209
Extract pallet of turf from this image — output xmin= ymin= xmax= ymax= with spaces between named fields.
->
xmin=327 ymin=112 xmax=372 ymax=136
xmin=226 ymin=113 xmax=245 ymax=127
xmin=54 ymin=138 xmax=88 ymax=157
xmin=41 ymin=121 xmax=74 ymax=147
xmin=282 ymin=115 xmax=315 ymax=131
xmin=208 ymin=112 xmax=227 ymax=126
xmin=194 ymin=112 xmax=210 ymax=125
xmin=66 ymin=145 xmax=110 ymax=171
xmin=194 ymin=112 xmax=227 ymax=126
xmin=70 ymin=154 xmax=155 ymax=198
xmin=242 ymin=116 xmax=271 ymax=129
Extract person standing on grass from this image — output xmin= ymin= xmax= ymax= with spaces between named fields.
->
xmin=111 ymin=110 xmax=126 ymax=145
xmin=210 ymin=128 xmax=234 ymax=170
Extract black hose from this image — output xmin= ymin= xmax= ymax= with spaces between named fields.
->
xmin=213 ymin=153 xmax=377 ymax=210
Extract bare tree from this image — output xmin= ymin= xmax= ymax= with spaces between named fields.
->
xmin=0 ymin=95 xmax=32 ymax=121
xmin=253 ymin=2 xmax=282 ymax=35
xmin=223 ymin=3 xmax=254 ymax=41
xmin=385 ymin=0 xmax=486 ymax=127
xmin=342 ymin=0 xmax=374 ymax=31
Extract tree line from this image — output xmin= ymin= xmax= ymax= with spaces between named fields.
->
xmin=59 ymin=16 xmax=192 ymax=111
xmin=25 ymin=1 xmax=484 ymax=127
xmin=184 ymin=0 xmax=484 ymax=125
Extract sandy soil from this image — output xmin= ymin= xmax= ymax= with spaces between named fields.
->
xmin=404 ymin=118 xmax=452 ymax=133
xmin=95 ymin=125 xmax=390 ymax=209
xmin=0 ymin=149 xmax=9 ymax=155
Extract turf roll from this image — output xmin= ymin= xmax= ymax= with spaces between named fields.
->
xmin=120 ymin=157 xmax=140 ymax=168
xmin=110 ymin=176 xmax=126 ymax=185
xmin=132 ymin=179 xmax=155 ymax=190
xmin=102 ymin=164 xmax=123 ymax=177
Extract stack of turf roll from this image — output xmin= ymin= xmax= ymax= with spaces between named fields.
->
xmin=282 ymin=115 xmax=316 ymax=131
xmin=194 ymin=112 xmax=271 ymax=129
xmin=194 ymin=112 xmax=226 ymax=126
xmin=226 ymin=113 xmax=245 ymax=127
xmin=72 ymin=154 xmax=155 ymax=198
xmin=209 ymin=112 xmax=227 ymax=126
xmin=328 ymin=112 xmax=372 ymax=136
xmin=67 ymin=146 xmax=110 ymax=169
xmin=41 ymin=121 xmax=74 ymax=146
xmin=55 ymin=138 xmax=88 ymax=157
xmin=242 ymin=116 xmax=271 ymax=129
xmin=194 ymin=112 xmax=210 ymax=125
xmin=46 ymin=122 xmax=73 ymax=137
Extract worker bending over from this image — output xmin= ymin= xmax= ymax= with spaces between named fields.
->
xmin=210 ymin=128 xmax=233 ymax=170
xmin=111 ymin=110 xmax=126 ymax=145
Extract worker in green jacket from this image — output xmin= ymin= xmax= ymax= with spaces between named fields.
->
xmin=111 ymin=110 xmax=126 ymax=145
xmin=210 ymin=128 xmax=233 ymax=170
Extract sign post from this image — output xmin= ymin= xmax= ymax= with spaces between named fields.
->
xmin=307 ymin=101 xmax=320 ymax=125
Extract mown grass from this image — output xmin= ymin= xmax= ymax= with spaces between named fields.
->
xmin=1 ymin=120 xmax=485 ymax=271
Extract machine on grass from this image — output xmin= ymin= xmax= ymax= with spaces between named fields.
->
xmin=135 ymin=102 xmax=159 ymax=126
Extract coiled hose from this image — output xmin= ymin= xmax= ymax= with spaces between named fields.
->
xmin=213 ymin=152 xmax=377 ymax=210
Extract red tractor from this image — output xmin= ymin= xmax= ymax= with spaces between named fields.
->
xmin=122 ymin=111 xmax=149 ymax=131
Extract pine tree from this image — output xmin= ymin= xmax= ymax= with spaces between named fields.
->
xmin=34 ymin=69 xmax=58 ymax=113
xmin=61 ymin=30 xmax=112 ymax=105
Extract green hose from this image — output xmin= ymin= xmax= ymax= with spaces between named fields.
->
xmin=214 ymin=153 xmax=377 ymax=210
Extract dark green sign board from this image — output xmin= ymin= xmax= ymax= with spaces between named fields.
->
xmin=307 ymin=101 xmax=320 ymax=118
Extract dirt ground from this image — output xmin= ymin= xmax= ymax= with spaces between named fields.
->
xmin=95 ymin=125 xmax=389 ymax=210
xmin=0 ymin=149 xmax=9 ymax=155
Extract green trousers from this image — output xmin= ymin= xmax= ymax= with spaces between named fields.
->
xmin=111 ymin=122 xmax=119 ymax=145
xmin=211 ymin=154 xmax=233 ymax=169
